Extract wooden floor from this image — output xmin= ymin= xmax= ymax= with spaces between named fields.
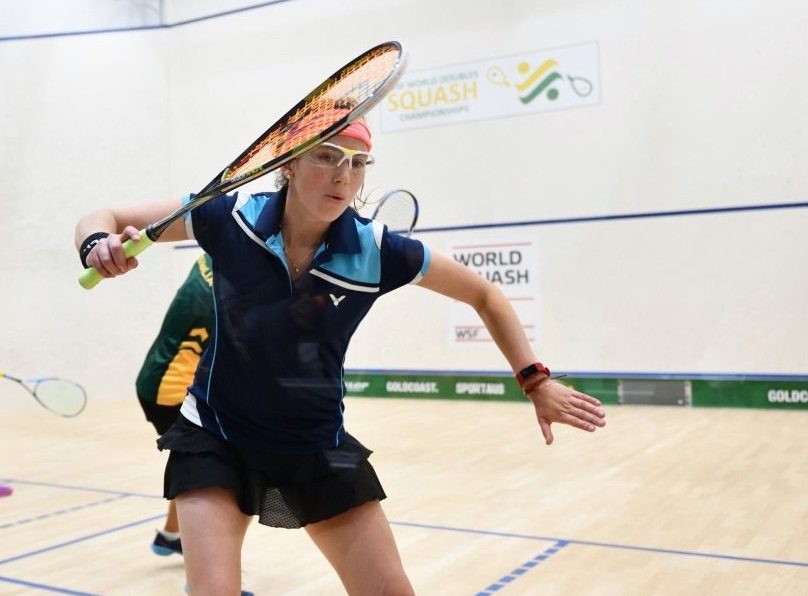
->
xmin=1 ymin=395 xmax=807 ymax=595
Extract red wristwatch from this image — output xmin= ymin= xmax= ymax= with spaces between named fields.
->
xmin=515 ymin=362 xmax=551 ymax=390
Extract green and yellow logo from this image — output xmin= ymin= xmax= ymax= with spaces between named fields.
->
xmin=487 ymin=59 xmax=593 ymax=104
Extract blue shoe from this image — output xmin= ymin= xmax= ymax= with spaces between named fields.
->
xmin=151 ymin=531 xmax=182 ymax=556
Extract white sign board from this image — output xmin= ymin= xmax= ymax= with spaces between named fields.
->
xmin=381 ymin=42 xmax=600 ymax=132
xmin=449 ymin=238 xmax=540 ymax=345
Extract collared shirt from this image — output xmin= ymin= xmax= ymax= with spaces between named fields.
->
xmin=180 ymin=189 xmax=430 ymax=453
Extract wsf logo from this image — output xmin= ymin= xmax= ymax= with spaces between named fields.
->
xmin=455 ymin=327 xmax=481 ymax=341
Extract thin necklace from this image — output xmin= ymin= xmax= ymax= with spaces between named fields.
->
xmin=284 ymin=244 xmax=317 ymax=275
xmin=281 ymin=222 xmax=321 ymax=275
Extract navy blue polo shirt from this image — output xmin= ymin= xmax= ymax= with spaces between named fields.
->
xmin=179 ymin=189 xmax=430 ymax=454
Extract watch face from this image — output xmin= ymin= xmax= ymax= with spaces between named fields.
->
xmin=519 ymin=362 xmax=549 ymax=381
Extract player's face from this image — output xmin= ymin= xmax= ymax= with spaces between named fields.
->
xmin=286 ymin=135 xmax=371 ymax=224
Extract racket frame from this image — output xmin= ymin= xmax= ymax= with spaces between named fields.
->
xmin=372 ymin=188 xmax=420 ymax=237
xmin=1 ymin=372 xmax=88 ymax=418
xmin=80 ymin=40 xmax=408 ymax=288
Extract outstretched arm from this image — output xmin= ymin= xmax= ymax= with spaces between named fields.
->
xmin=74 ymin=199 xmax=186 ymax=279
xmin=416 ymin=251 xmax=606 ymax=445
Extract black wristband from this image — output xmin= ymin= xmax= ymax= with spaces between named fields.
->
xmin=79 ymin=232 xmax=109 ymax=268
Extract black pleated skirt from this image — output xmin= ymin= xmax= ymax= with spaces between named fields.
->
xmin=157 ymin=414 xmax=386 ymax=529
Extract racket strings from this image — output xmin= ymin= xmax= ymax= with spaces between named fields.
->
xmin=34 ymin=379 xmax=87 ymax=417
xmin=224 ymin=46 xmax=401 ymax=182
xmin=374 ymin=193 xmax=417 ymax=233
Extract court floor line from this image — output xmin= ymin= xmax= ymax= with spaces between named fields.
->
xmin=0 ymin=494 xmax=128 ymax=530
xmin=2 ymin=478 xmax=806 ymax=595
xmin=475 ymin=540 xmax=569 ymax=595
xmin=4 ymin=476 xmax=806 ymax=570
xmin=0 ymin=575 xmax=99 ymax=596
xmin=0 ymin=478 xmax=162 ymax=500
xmin=0 ymin=514 xmax=164 ymax=567
xmin=391 ymin=521 xmax=808 ymax=568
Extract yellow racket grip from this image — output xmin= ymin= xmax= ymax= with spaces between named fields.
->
xmin=78 ymin=231 xmax=154 ymax=290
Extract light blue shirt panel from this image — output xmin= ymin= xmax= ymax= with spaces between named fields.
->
xmin=236 ymin=193 xmax=271 ymax=228
xmin=317 ymin=220 xmax=381 ymax=285
xmin=181 ymin=193 xmax=194 ymax=238
xmin=419 ymin=244 xmax=432 ymax=278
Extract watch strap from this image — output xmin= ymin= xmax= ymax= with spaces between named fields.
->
xmin=515 ymin=362 xmax=551 ymax=389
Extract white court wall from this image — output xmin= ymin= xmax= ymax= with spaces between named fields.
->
xmin=0 ymin=28 xmax=172 ymax=400
xmin=0 ymin=0 xmax=161 ymax=37
xmin=0 ymin=0 xmax=805 ymax=401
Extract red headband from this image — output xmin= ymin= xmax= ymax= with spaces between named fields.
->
xmin=335 ymin=118 xmax=372 ymax=151
xmin=280 ymin=113 xmax=372 ymax=154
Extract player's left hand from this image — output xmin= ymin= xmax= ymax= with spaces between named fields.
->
xmin=526 ymin=380 xmax=606 ymax=445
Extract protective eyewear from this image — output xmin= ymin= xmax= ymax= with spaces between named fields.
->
xmin=303 ymin=142 xmax=375 ymax=170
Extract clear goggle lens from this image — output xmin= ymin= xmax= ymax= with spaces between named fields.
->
xmin=304 ymin=142 xmax=375 ymax=170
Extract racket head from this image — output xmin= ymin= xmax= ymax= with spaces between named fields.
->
xmin=80 ymin=42 xmax=407 ymax=290
xmin=372 ymin=189 xmax=419 ymax=237
xmin=31 ymin=377 xmax=87 ymax=417
xmin=200 ymin=41 xmax=408 ymax=198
